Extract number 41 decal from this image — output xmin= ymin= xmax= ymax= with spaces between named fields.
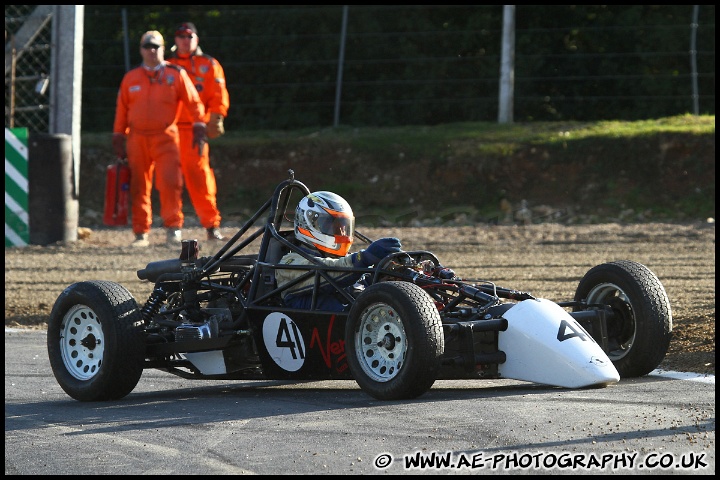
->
xmin=275 ymin=316 xmax=305 ymax=359
xmin=263 ymin=312 xmax=306 ymax=372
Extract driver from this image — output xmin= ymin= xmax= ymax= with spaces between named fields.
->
xmin=275 ymin=191 xmax=402 ymax=311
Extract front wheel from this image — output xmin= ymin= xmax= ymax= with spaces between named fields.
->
xmin=574 ymin=261 xmax=672 ymax=377
xmin=345 ymin=281 xmax=444 ymax=400
xmin=47 ymin=281 xmax=145 ymax=401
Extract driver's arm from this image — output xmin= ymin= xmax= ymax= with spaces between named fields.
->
xmin=276 ymin=253 xmax=358 ymax=299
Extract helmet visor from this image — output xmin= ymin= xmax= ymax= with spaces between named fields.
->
xmin=316 ymin=210 xmax=354 ymax=240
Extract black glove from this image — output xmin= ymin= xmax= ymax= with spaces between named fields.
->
xmin=112 ymin=133 xmax=127 ymax=159
xmin=354 ymin=237 xmax=402 ymax=267
xmin=206 ymin=113 xmax=225 ymax=139
xmin=192 ymin=123 xmax=207 ymax=155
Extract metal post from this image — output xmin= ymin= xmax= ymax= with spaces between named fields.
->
xmin=9 ymin=35 xmax=16 ymax=128
xmin=333 ymin=6 xmax=349 ymax=128
xmin=690 ymin=5 xmax=699 ymax=115
xmin=498 ymin=5 xmax=515 ymax=124
xmin=49 ymin=5 xmax=84 ymax=198
xmin=122 ymin=8 xmax=131 ymax=72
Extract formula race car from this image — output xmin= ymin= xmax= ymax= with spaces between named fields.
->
xmin=47 ymin=171 xmax=673 ymax=401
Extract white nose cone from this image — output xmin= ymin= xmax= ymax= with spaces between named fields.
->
xmin=498 ymin=298 xmax=620 ymax=388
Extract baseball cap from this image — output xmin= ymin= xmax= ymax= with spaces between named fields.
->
xmin=140 ymin=30 xmax=164 ymax=48
xmin=175 ymin=22 xmax=198 ymax=36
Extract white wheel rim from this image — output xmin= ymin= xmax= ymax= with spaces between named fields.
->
xmin=59 ymin=304 xmax=105 ymax=380
xmin=354 ymin=303 xmax=407 ymax=382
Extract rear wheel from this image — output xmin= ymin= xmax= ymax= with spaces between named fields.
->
xmin=574 ymin=261 xmax=672 ymax=377
xmin=47 ymin=281 xmax=145 ymax=401
xmin=346 ymin=281 xmax=444 ymax=400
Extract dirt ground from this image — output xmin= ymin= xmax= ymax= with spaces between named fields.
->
xmin=4 ymin=221 xmax=715 ymax=376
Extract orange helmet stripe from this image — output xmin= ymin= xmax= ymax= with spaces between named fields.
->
xmin=321 ymin=206 xmax=353 ymax=218
xmin=297 ymin=226 xmax=315 ymax=239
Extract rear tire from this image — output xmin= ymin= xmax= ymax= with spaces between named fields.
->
xmin=574 ymin=261 xmax=672 ymax=377
xmin=47 ymin=281 xmax=145 ymax=401
xmin=346 ymin=281 xmax=444 ymax=400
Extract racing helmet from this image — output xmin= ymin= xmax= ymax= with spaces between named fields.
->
xmin=294 ymin=191 xmax=355 ymax=257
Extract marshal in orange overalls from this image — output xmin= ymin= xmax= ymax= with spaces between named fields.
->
xmin=167 ymin=28 xmax=229 ymax=231
xmin=113 ymin=42 xmax=205 ymax=237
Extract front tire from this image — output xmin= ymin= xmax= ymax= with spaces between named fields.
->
xmin=47 ymin=281 xmax=145 ymax=401
xmin=345 ymin=281 xmax=444 ymax=400
xmin=574 ymin=261 xmax=672 ymax=377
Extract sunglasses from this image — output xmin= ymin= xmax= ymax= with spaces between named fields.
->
xmin=141 ymin=43 xmax=161 ymax=50
xmin=175 ymin=35 xmax=194 ymax=39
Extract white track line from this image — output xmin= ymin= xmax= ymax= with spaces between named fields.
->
xmin=649 ymin=368 xmax=715 ymax=384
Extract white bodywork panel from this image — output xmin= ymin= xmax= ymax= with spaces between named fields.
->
xmin=184 ymin=350 xmax=227 ymax=375
xmin=498 ymin=298 xmax=620 ymax=388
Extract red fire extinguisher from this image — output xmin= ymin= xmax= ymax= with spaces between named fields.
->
xmin=103 ymin=159 xmax=130 ymax=226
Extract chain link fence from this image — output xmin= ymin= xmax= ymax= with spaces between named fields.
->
xmin=5 ymin=4 xmax=52 ymax=132
xmin=5 ymin=6 xmax=716 ymax=134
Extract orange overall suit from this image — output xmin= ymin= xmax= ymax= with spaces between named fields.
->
xmin=113 ymin=63 xmax=205 ymax=236
xmin=167 ymin=47 xmax=229 ymax=230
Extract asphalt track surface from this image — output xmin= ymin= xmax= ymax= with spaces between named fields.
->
xmin=5 ymin=328 xmax=714 ymax=475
